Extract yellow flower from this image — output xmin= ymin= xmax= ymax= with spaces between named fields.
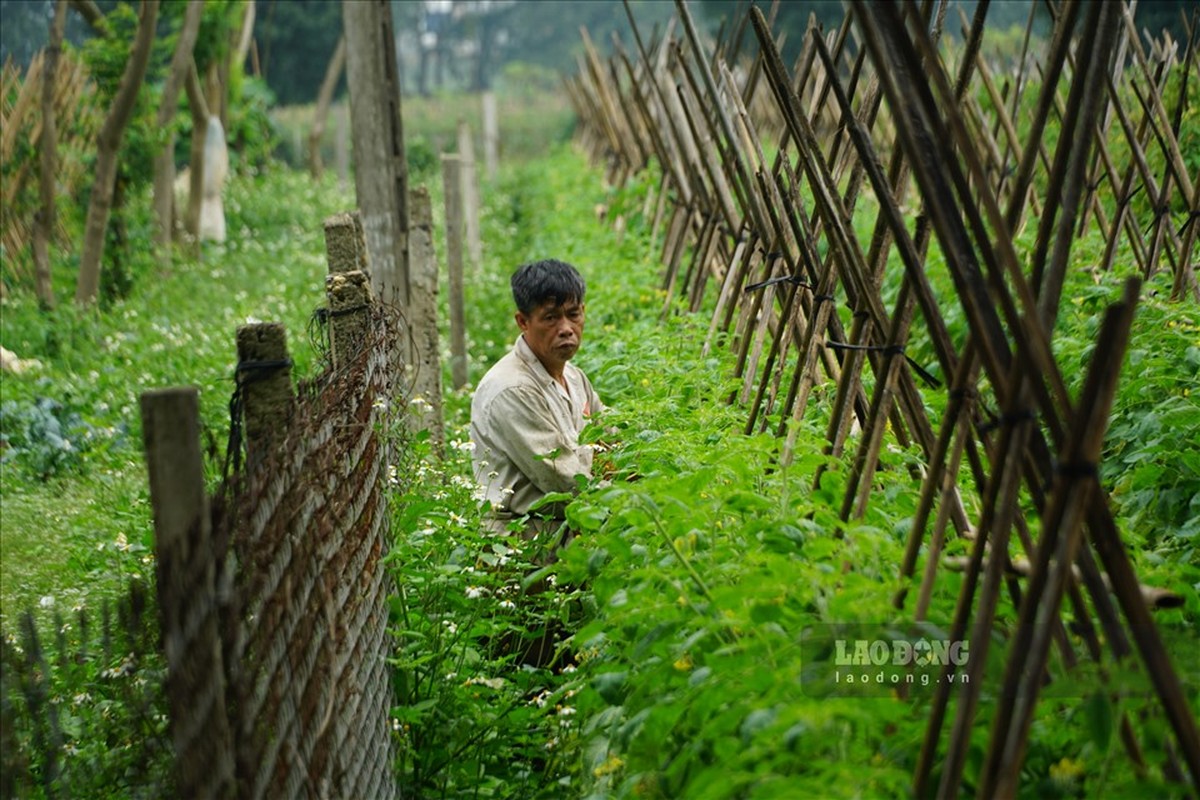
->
xmin=1049 ymin=756 xmax=1085 ymax=784
xmin=673 ymin=654 xmax=693 ymax=671
xmin=593 ymin=754 xmax=625 ymax=777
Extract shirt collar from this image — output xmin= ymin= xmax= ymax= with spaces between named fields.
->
xmin=514 ymin=335 xmax=572 ymax=395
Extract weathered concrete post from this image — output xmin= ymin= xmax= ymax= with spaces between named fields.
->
xmin=442 ymin=154 xmax=468 ymax=390
xmin=323 ymin=212 xmax=374 ymax=371
xmin=457 ymin=119 xmax=483 ymax=269
xmin=235 ymin=323 xmax=294 ymax=464
xmin=482 ymin=90 xmax=499 ymax=179
xmin=140 ymin=386 xmax=236 ymax=798
xmin=407 ymin=186 xmax=446 ymax=449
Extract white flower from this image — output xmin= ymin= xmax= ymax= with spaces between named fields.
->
xmin=443 ymin=620 xmax=458 ymax=634
xmin=451 ymin=439 xmax=476 ymax=453
xmin=115 ymin=533 xmax=130 ymax=552
xmin=498 ymin=600 xmax=516 ymax=610
xmin=557 ymin=705 xmax=576 ymax=716
xmin=466 ymin=676 xmax=506 ymax=690
xmin=487 ymin=470 xmax=499 ymax=480
xmin=39 ymin=595 xmax=54 ymax=608
xmin=500 ymin=486 xmax=515 ymax=497
xmin=465 ymin=586 xmax=488 ymax=599
xmin=449 ymin=512 xmax=468 ymax=526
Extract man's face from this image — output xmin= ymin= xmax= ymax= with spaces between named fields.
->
xmin=516 ymin=297 xmax=585 ymax=373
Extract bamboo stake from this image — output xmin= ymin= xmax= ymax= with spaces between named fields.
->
xmin=854 ymin=4 xmax=1200 ymax=791
xmin=983 ymin=280 xmax=1139 ymax=798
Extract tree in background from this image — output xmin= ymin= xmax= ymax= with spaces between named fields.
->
xmin=248 ymin=0 xmax=673 ymax=102
xmin=343 ymin=0 xmax=409 ymax=304
xmin=152 ymin=0 xmax=203 ymax=251
xmin=252 ymin=0 xmax=341 ymax=105
xmin=308 ymin=33 xmax=345 ymax=178
xmin=74 ymin=0 xmax=159 ymax=306
xmin=32 ymin=0 xmax=68 ymax=310
xmin=0 ymin=0 xmax=97 ymax=67
xmin=182 ymin=1 xmax=268 ymax=242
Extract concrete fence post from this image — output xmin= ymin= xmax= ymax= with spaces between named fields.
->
xmin=407 ymin=186 xmax=446 ymax=450
xmin=482 ymin=90 xmax=499 ymax=180
xmin=457 ymin=119 xmax=483 ymax=269
xmin=441 ymin=154 xmax=468 ymax=390
xmin=235 ymin=323 xmax=294 ymax=464
xmin=324 ymin=212 xmax=375 ymax=371
xmin=140 ymin=387 xmax=235 ymax=799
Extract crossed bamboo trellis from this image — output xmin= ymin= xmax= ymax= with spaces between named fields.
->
xmin=566 ymin=0 xmax=1199 ymax=796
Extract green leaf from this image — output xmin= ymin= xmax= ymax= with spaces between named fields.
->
xmin=592 ymin=671 xmax=629 ymax=705
xmin=568 ymin=501 xmax=610 ymax=532
xmin=749 ymin=601 xmax=783 ymax=624
xmin=724 ymin=490 xmax=774 ymax=514
xmin=529 ymin=491 xmax=573 ymax=511
xmin=1084 ymin=691 xmax=1113 ymax=750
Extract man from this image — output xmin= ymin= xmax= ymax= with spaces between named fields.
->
xmin=470 ymin=259 xmax=603 ymax=535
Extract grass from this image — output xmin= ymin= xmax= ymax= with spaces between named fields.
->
xmin=1 ymin=167 xmax=355 ymax=622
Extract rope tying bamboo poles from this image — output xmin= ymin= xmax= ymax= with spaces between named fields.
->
xmin=569 ymin=0 xmax=1199 ymax=794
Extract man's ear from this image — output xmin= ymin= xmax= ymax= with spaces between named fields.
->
xmin=515 ymin=311 xmax=529 ymax=331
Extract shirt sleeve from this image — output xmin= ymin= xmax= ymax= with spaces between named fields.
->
xmin=486 ymin=385 xmax=595 ymax=496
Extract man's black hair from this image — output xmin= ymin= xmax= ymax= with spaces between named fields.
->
xmin=511 ymin=259 xmax=586 ymax=315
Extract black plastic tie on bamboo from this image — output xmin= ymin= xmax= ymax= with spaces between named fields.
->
xmin=1053 ymin=460 xmax=1099 ymax=480
xmin=744 ymin=273 xmax=813 ymax=293
xmin=1116 ymin=183 xmax=1145 ymax=213
xmin=1144 ymin=204 xmax=1173 ymax=235
xmin=1179 ymin=209 xmax=1200 ymax=236
xmin=812 ymin=293 xmax=837 ymax=305
xmin=948 ymin=386 xmax=978 ymax=403
xmin=823 ymin=341 xmax=942 ymax=388
xmin=223 ymin=357 xmax=295 ymax=481
xmin=976 ymin=408 xmax=1037 ymax=436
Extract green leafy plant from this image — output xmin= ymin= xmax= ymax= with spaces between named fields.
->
xmin=0 ymin=396 xmax=124 ymax=482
